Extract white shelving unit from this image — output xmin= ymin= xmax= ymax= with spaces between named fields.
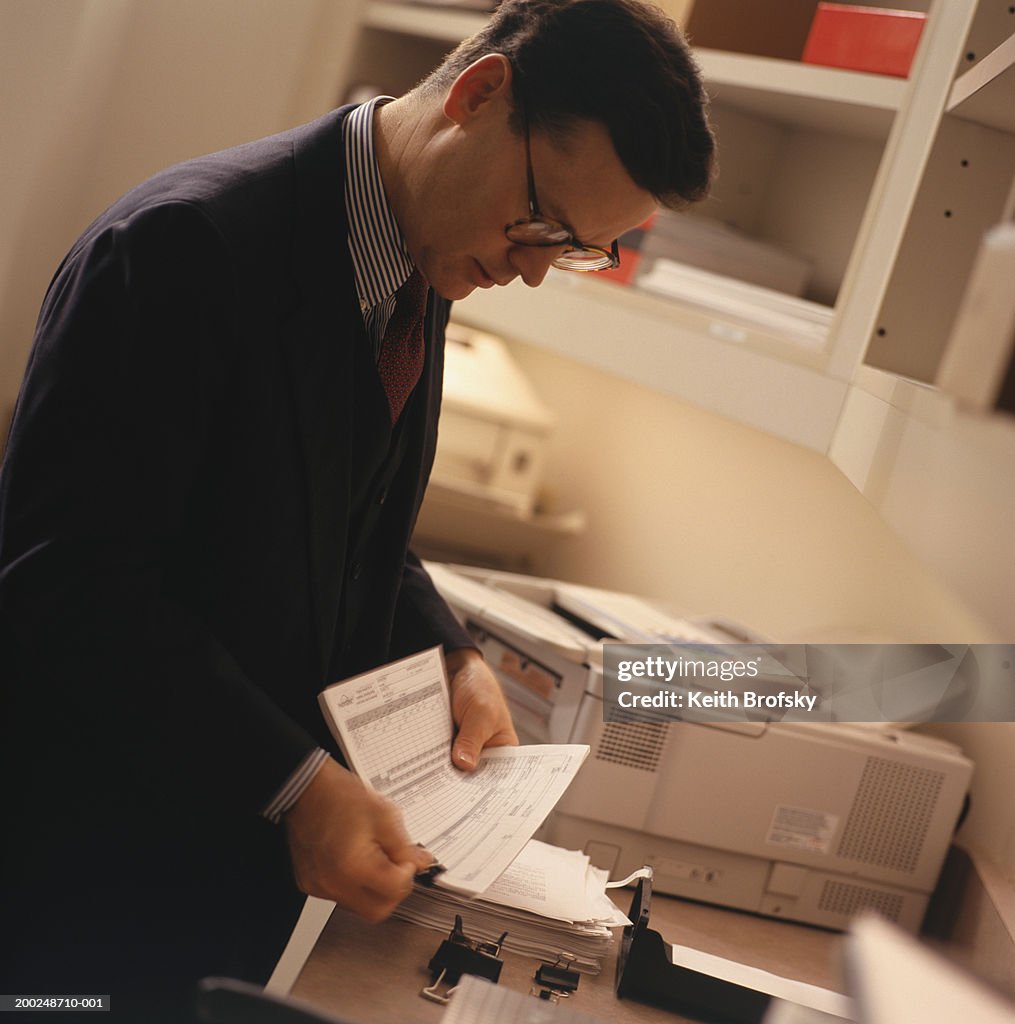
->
xmin=863 ymin=6 xmax=1015 ymax=383
xmin=695 ymin=47 xmax=906 ymax=141
xmin=827 ymin=8 xmax=1015 ymax=639
xmin=362 ymin=1 xmax=905 ymax=136
xmin=350 ymin=0 xmax=1003 ymax=452
xmin=948 ymin=30 xmax=1015 ymax=134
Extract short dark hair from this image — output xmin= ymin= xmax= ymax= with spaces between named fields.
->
xmin=419 ymin=0 xmax=716 ymax=209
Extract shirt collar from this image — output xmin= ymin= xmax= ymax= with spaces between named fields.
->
xmin=344 ymin=96 xmax=414 ymax=313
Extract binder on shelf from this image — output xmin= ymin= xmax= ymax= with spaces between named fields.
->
xmin=802 ymin=4 xmax=926 ymax=79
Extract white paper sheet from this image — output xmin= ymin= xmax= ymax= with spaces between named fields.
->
xmin=264 ymin=896 xmax=335 ymax=995
xmin=476 ymin=840 xmax=628 ymax=926
xmin=443 ymin=975 xmax=605 ymax=1024
xmin=318 ymin=646 xmax=589 ymax=895
xmin=844 ymin=914 xmax=1014 ymax=1024
xmin=669 ymin=942 xmax=853 ymax=1020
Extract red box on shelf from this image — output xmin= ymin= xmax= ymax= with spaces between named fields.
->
xmin=802 ymin=3 xmax=927 ymax=78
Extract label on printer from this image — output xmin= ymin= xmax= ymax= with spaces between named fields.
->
xmin=766 ymin=805 xmax=839 ymax=855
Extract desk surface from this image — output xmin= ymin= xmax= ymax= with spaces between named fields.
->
xmin=289 ymin=893 xmax=846 ymax=1024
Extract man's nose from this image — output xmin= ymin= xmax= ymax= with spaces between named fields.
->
xmin=507 ymin=245 xmax=565 ymax=288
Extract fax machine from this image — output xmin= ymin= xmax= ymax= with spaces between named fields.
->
xmin=425 ymin=562 xmax=973 ymax=934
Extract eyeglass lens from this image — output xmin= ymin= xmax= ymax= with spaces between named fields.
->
xmin=505 ymin=100 xmax=619 ymax=272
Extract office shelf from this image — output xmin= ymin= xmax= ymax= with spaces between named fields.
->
xmin=363 ymin=5 xmax=906 ymax=139
xmin=351 ymin=0 xmax=1005 ymax=448
xmin=866 ymin=11 xmax=1015 ymax=384
xmin=696 ymin=48 xmax=906 ymax=141
xmin=948 ymin=30 xmax=1015 ymax=133
xmin=457 ymin=273 xmax=847 ymax=452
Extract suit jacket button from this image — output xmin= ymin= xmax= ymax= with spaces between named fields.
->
xmin=351 ymin=562 xmax=363 ymax=581
xmin=376 ymin=488 xmax=388 ymax=505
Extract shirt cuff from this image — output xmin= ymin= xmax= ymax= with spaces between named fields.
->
xmin=262 ymin=747 xmax=330 ymax=824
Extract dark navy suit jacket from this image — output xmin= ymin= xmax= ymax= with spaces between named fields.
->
xmin=0 ymin=106 xmax=472 ymax=1011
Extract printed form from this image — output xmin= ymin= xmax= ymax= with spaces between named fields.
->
xmin=319 ymin=646 xmax=589 ymax=895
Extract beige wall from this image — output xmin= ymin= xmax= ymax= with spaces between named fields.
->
xmin=0 ymin=0 xmax=363 ymax=449
xmin=505 ymin=340 xmax=995 ymax=644
xmin=922 ymin=722 xmax=1015 ymax=879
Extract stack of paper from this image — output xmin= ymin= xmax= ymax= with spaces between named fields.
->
xmin=317 ymin=647 xmax=630 ymax=971
xmin=394 ymin=840 xmax=630 ymax=973
xmin=641 ymin=211 xmax=814 ymax=297
xmin=318 ymin=646 xmax=590 ymax=896
xmin=637 ymin=257 xmax=834 ymax=350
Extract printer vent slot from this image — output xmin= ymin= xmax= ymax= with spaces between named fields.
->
xmin=836 ymin=756 xmax=945 ymax=873
xmin=594 ymin=717 xmax=669 ymax=773
xmin=818 ymin=880 xmax=903 ymax=923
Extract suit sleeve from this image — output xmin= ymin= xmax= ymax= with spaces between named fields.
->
xmin=389 ymin=550 xmax=477 ymax=659
xmin=0 ymin=201 xmax=317 ymax=815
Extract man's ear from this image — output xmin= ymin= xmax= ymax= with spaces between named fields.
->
xmin=443 ymin=54 xmax=513 ymax=124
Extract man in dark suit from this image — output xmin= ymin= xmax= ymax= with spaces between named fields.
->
xmin=0 ymin=0 xmax=714 ymax=1017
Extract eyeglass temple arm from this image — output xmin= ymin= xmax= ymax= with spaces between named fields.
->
xmin=520 ymin=104 xmax=541 ymax=218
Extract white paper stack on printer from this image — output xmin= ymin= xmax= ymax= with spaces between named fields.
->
xmin=395 ymin=839 xmax=631 ymax=973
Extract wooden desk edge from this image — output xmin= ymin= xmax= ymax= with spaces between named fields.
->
xmin=287 ymin=843 xmax=1015 ymax=1021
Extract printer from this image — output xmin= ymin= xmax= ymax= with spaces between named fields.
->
xmin=430 ymin=322 xmax=553 ymax=515
xmin=425 ymin=562 xmax=973 ymax=934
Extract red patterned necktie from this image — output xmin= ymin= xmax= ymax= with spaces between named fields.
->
xmin=377 ymin=269 xmax=428 ymax=425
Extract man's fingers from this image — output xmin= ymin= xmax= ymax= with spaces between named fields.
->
xmin=451 ymin=736 xmax=480 ymax=771
xmin=452 ymin=712 xmax=517 ymax=770
xmin=335 ymin=857 xmax=416 ymax=924
xmin=451 ymin=696 xmax=502 ymax=769
xmin=447 ymin=652 xmax=519 ymax=772
xmin=316 ymin=841 xmax=416 ymax=916
xmin=370 ymin=797 xmax=433 ymax=871
xmin=361 ymin=847 xmax=416 ymax=901
xmin=284 ymin=760 xmax=428 ymax=922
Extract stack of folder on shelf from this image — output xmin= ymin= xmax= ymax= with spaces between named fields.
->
xmin=637 ymin=257 xmax=834 ymax=350
xmin=640 ymin=211 xmax=814 ymax=297
xmin=395 ymin=839 xmax=632 ymax=973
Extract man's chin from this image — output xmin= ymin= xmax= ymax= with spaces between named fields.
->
xmin=433 ymin=280 xmax=477 ymax=301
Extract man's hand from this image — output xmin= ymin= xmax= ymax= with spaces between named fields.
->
xmin=283 ymin=758 xmax=433 ymax=923
xmin=446 ymin=647 xmax=519 ymax=771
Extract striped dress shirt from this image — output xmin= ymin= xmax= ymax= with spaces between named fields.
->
xmin=344 ymin=95 xmax=417 ymax=357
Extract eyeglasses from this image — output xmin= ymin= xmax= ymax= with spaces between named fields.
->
xmin=504 ymin=111 xmax=621 ymax=273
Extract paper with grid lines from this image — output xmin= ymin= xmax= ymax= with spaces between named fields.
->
xmin=318 ymin=646 xmax=588 ymax=895
xmin=443 ymin=975 xmax=605 ymax=1024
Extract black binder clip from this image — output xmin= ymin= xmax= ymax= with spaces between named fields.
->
xmin=421 ymin=915 xmax=507 ymax=1005
xmin=532 ymin=952 xmax=581 ymax=1003
xmin=616 ymin=875 xmax=772 ymax=1024
xmin=414 ymin=861 xmax=447 ymax=887
xmin=413 ymin=844 xmax=446 ymax=887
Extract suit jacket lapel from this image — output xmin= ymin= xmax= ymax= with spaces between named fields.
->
xmin=283 ymin=107 xmax=363 ymax=681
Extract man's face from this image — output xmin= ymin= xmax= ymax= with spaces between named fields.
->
xmin=406 ymin=110 xmax=658 ymax=302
